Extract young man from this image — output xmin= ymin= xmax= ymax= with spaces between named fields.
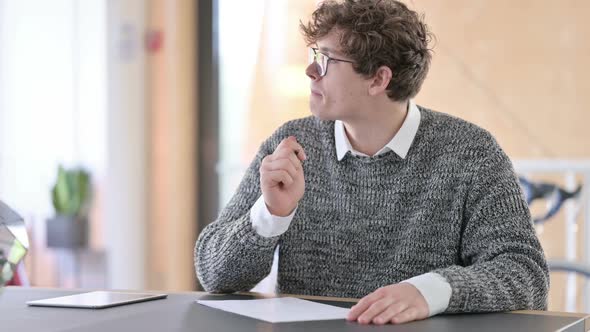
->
xmin=195 ymin=0 xmax=549 ymax=325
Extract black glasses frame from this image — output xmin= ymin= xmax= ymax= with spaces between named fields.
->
xmin=310 ymin=48 xmax=354 ymax=77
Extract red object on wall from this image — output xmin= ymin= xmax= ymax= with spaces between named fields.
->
xmin=146 ymin=30 xmax=164 ymax=53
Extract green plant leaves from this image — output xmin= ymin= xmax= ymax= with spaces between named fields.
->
xmin=51 ymin=165 xmax=92 ymax=218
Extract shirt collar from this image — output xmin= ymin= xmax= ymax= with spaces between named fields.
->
xmin=334 ymin=100 xmax=421 ymax=161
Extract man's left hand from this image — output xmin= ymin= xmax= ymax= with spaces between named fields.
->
xmin=346 ymin=283 xmax=429 ymax=325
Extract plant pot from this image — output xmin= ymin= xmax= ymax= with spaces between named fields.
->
xmin=46 ymin=216 xmax=88 ymax=249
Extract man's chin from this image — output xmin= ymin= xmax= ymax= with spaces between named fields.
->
xmin=309 ymin=106 xmax=335 ymax=121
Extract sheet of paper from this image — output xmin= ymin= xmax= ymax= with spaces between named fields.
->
xmin=197 ymin=297 xmax=350 ymax=323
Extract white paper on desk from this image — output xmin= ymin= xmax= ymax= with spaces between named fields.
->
xmin=197 ymin=297 xmax=350 ymax=323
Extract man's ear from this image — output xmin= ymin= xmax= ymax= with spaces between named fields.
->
xmin=368 ymin=66 xmax=393 ymax=96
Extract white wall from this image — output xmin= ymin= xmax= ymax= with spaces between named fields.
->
xmin=105 ymin=0 xmax=147 ymax=290
xmin=0 ymin=0 xmax=149 ymax=290
xmin=0 ymin=0 xmax=106 ymax=222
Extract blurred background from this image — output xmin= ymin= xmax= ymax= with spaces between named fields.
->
xmin=0 ymin=0 xmax=589 ymax=313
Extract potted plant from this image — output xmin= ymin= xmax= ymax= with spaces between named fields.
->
xmin=46 ymin=165 xmax=92 ymax=249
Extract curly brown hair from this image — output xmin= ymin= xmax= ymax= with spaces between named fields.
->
xmin=300 ymin=0 xmax=434 ymax=102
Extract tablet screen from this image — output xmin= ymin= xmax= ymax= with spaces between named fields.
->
xmin=27 ymin=291 xmax=167 ymax=309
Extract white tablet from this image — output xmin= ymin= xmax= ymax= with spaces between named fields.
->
xmin=26 ymin=291 xmax=167 ymax=309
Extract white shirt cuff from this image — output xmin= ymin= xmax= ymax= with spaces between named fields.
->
xmin=402 ymin=272 xmax=451 ymax=316
xmin=250 ymin=196 xmax=296 ymax=238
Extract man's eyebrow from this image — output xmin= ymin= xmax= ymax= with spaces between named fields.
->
xmin=318 ymin=46 xmax=334 ymax=53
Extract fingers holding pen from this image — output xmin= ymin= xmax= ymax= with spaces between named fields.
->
xmin=274 ymin=136 xmax=307 ymax=162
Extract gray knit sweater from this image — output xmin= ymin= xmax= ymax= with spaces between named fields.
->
xmin=195 ymin=107 xmax=549 ymax=313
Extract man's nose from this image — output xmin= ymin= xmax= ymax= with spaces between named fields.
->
xmin=305 ymin=63 xmax=320 ymax=81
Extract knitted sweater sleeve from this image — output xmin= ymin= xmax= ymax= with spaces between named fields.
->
xmin=194 ymin=132 xmax=282 ymax=293
xmin=433 ymin=144 xmax=550 ymax=313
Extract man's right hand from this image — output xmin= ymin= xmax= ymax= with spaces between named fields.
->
xmin=259 ymin=136 xmax=307 ymax=217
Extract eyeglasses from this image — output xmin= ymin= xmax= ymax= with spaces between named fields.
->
xmin=309 ymin=48 xmax=354 ymax=77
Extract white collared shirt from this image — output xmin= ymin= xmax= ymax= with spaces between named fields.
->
xmin=334 ymin=100 xmax=421 ymax=160
xmin=249 ymin=100 xmax=451 ymax=316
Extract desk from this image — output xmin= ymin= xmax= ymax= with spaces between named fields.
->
xmin=1 ymin=286 xmax=589 ymax=331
